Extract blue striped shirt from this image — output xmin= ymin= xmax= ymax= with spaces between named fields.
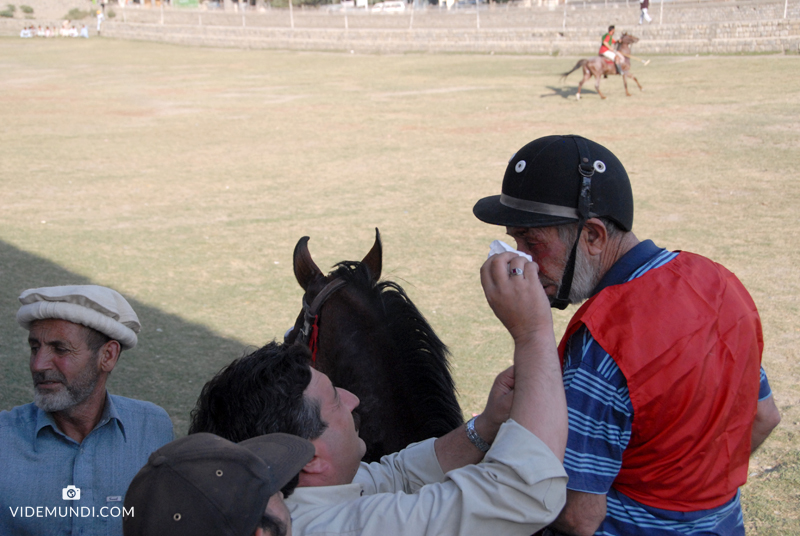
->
xmin=562 ymin=240 xmax=770 ymax=536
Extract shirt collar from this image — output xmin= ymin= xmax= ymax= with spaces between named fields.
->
xmin=591 ymin=239 xmax=663 ymax=296
xmin=34 ymin=392 xmax=127 ymax=448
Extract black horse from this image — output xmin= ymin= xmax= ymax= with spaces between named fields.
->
xmin=286 ymin=228 xmax=463 ymax=462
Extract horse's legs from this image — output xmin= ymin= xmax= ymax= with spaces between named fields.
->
xmin=595 ymin=73 xmax=606 ymax=100
xmin=577 ymin=68 xmax=591 ymax=101
xmin=622 ymin=72 xmax=631 ymax=97
xmin=630 ymin=74 xmax=643 ymax=92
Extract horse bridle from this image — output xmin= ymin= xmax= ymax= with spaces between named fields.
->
xmin=294 ymin=278 xmax=348 ymax=365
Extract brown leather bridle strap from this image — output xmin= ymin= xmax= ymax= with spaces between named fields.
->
xmin=296 ymin=278 xmax=348 ymax=363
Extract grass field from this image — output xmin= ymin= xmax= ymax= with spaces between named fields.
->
xmin=1 ymin=37 xmax=798 ymax=533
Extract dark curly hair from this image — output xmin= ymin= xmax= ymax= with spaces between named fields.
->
xmin=189 ymin=342 xmax=327 ymax=444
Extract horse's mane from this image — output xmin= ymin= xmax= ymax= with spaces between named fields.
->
xmin=330 ymin=261 xmax=463 ymax=435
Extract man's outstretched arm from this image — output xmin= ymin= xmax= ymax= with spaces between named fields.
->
xmin=480 ymin=251 xmax=568 ymax=461
xmin=432 ymin=252 xmax=567 ymax=473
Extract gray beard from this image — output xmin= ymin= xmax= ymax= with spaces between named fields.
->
xmin=565 ymin=246 xmax=602 ymax=305
xmin=33 ymin=365 xmax=100 ymax=413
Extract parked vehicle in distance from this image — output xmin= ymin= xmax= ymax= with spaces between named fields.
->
xmin=325 ymin=0 xmax=356 ymax=11
xmin=454 ymin=0 xmax=486 ymax=7
xmin=372 ymin=1 xmax=406 ymax=13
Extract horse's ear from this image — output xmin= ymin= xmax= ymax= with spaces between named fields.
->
xmin=294 ymin=236 xmax=324 ymax=291
xmin=361 ymin=228 xmax=382 ymax=283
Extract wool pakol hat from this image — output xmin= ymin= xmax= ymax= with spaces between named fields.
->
xmin=124 ymin=433 xmax=315 ymax=536
xmin=16 ymin=285 xmax=141 ymax=350
xmin=473 ymin=135 xmax=634 ymax=231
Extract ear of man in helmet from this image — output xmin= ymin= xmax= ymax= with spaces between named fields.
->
xmin=473 ymin=135 xmax=637 ymax=309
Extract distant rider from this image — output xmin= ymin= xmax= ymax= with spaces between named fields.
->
xmin=599 ymin=25 xmax=623 ymax=75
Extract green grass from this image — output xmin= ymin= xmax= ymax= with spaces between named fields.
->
xmin=0 ymin=38 xmax=798 ymax=534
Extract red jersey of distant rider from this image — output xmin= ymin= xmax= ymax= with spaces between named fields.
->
xmin=599 ymin=29 xmax=618 ymax=56
xmin=558 ymin=251 xmax=763 ymax=510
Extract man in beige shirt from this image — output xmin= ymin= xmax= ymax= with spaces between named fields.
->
xmin=190 ymin=252 xmax=569 ymax=536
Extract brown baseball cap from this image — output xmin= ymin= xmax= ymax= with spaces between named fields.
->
xmin=124 ymin=433 xmax=314 ymax=536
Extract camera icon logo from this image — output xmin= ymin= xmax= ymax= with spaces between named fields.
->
xmin=62 ymin=485 xmax=81 ymax=501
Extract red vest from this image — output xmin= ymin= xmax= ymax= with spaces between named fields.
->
xmin=558 ymin=252 xmax=762 ymax=511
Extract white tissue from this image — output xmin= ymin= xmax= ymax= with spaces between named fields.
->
xmin=488 ymin=240 xmax=533 ymax=262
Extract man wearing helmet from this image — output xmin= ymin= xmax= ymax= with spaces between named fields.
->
xmin=474 ymin=135 xmax=781 ymax=536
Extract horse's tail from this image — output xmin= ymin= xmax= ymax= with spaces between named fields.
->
xmin=561 ymin=60 xmax=587 ymax=81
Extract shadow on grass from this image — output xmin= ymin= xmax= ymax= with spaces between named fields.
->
xmin=742 ymin=446 xmax=800 ymax=535
xmin=0 ymin=239 xmax=249 ymax=436
xmin=541 ymin=85 xmax=586 ymax=100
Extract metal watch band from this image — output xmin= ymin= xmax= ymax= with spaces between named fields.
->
xmin=466 ymin=416 xmax=490 ymax=453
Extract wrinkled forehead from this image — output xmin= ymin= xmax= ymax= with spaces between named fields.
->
xmin=28 ymin=318 xmax=88 ymax=341
xmin=505 ymin=225 xmax=562 ymax=243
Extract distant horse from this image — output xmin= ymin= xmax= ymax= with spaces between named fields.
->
xmin=561 ymin=32 xmax=644 ymax=100
xmin=286 ymin=228 xmax=464 ymax=462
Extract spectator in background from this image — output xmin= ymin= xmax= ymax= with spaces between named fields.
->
xmin=640 ymin=0 xmax=653 ymax=24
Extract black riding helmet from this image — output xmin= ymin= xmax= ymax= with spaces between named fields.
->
xmin=473 ymin=135 xmax=634 ymax=309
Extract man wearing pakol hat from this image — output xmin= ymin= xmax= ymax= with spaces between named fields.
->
xmin=0 ymin=285 xmax=174 ymax=536
xmin=124 ymin=432 xmax=314 ymax=536
xmin=473 ymin=135 xmax=781 ymax=536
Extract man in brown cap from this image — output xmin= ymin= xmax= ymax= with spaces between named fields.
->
xmin=124 ymin=432 xmax=315 ymax=536
xmin=0 ymin=285 xmax=174 ymax=536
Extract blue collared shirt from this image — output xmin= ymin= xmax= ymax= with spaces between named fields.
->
xmin=0 ymin=394 xmax=173 ymax=536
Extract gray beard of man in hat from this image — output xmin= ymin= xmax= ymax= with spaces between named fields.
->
xmin=28 ymin=318 xmax=121 ymax=442
xmin=31 ymin=324 xmax=111 ymax=414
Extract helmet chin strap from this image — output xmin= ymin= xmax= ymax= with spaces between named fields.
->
xmin=551 ymin=137 xmax=595 ymax=310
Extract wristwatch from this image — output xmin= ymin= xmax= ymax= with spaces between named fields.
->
xmin=466 ymin=416 xmax=491 ymax=453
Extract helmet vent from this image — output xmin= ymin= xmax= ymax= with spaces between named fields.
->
xmin=593 ymin=160 xmax=606 ymax=173
xmin=515 ymin=160 xmax=526 ymax=173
